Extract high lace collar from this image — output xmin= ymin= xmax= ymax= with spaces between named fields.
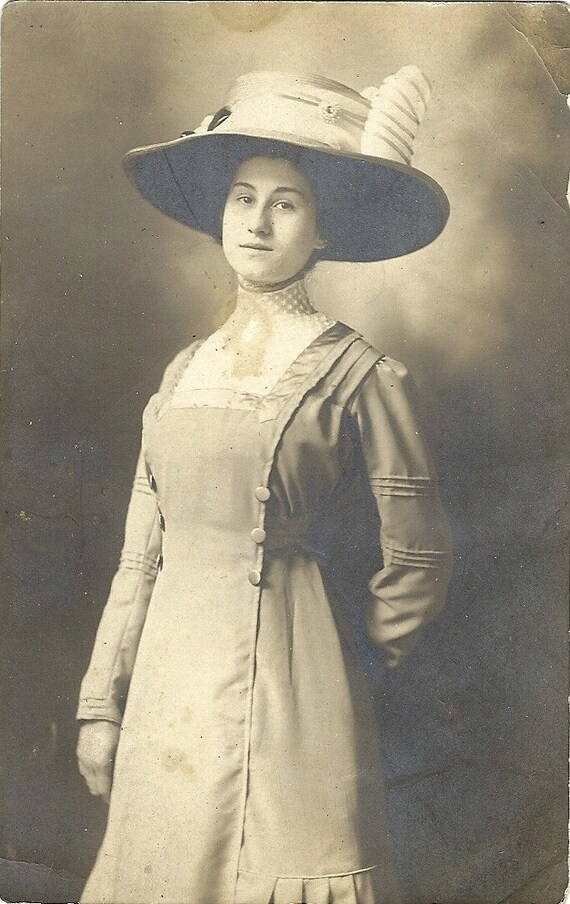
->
xmin=233 ymin=276 xmax=317 ymax=319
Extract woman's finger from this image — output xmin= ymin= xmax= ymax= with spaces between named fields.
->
xmin=81 ymin=762 xmax=113 ymax=801
xmin=91 ymin=768 xmax=113 ymax=803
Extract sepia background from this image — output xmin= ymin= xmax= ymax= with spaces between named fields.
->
xmin=1 ymin=2 xmax=569 ymax=902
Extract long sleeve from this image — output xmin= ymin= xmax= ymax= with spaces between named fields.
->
xmin=76 ymin=448 xmax=162 ymax=723
xmin=349 ymin=356 xmax=453 ymax=668
xmin=76 ymin=347 xmax=193 ymax=724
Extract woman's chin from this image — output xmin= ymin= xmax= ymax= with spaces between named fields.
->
xmin=239 ymin=272 xmax=279 ymax=286
xmin=233 ymin=265 xmax=292 ymax=287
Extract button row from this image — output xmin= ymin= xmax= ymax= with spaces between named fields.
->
xmin=249 ymin=487 xmax=270 ymax=585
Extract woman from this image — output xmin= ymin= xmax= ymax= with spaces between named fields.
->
xmin=76 ymin=69 xmax=453 ymax=904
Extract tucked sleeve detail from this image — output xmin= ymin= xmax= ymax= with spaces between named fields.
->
xmin=382 ymin=543 xmax=452 ymax=568
xmin=76 ymin=348 xmax=195 ymax=724
xmin=348 ymin=356 xmax=453 ymax=667
xmin=367 ymin=475 xmax=434 ymax=497
xmin=76 ymin=448 xmax=162 ymax=724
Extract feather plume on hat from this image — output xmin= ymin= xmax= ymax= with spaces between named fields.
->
xmin=361 ymin=66 xmax=431 ymax=163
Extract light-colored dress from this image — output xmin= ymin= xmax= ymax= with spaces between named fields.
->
xmin=77 ymin=278 xmax=453 ymax=904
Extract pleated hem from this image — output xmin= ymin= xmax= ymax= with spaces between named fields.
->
xmin=236 ymin=867 xmax=377 ymax=904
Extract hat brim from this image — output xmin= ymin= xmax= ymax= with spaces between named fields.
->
xmin=122 ymin=131 xmax=449 ymax=262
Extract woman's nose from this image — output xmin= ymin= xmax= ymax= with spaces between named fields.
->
xmin=247 ymin=204 xmax=271 ymax=236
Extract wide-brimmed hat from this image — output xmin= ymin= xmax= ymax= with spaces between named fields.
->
xmin=123 ymin=68 xmax=449 ymax=262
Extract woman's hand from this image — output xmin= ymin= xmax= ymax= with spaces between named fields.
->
xmin=77 ymin=720 xmax=121 ymax=804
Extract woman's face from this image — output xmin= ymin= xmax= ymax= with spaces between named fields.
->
xmin=221 ymin=156 xmax=326 ymax=286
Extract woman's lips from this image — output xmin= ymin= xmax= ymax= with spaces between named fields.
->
xmin=239 ymin=243 xmax=273 ymax=251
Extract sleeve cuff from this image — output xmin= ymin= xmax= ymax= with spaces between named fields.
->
xmin=76 ymin=699 xmax=123 ymax=725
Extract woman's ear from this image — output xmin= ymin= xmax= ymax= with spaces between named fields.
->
xmin=313 ymin=232 xmax=328 ymax=251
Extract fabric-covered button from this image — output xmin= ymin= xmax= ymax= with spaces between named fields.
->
xmin=254 ymin=486 xmax=271 ymax=502
xmin=149 ymin=472 xmax=157 ymax=493
xmin=250 ymin=527 xmax=266 ymax=544
xmin=248 ymin=569 xmax=261 ymax=586
xmin=157 ymin=554 xmax=163 ymax=571
xmin=159 ymin=513 xmax=165 ymax=531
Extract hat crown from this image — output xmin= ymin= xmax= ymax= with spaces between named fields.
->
xmin=228 ymin=70 xmax=371 ymax=116
xmin=195 ymin=67 xmax=431 ymax=164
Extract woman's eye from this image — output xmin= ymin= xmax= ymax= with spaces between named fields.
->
xmin=274 ymin=200 xmax=294 ymax=211
xmin=237 ymin=195 xmax=253 ymax=205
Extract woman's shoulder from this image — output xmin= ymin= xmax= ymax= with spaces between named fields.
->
xmin=157 ymin=339 xmax=205 ymax=394
xmin=332 ymin=321 xmax=412 ymax=390
xmin=322 ymin=323 xmax=412 ymax=415
xmin=142 ymin=340 xmax=205 ymax=421
xmin=329 ymin=323 xmax=420 ymax=416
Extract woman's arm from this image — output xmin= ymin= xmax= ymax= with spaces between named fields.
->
xmin=76 ymin=344 xmax=194 ymax=725
xmin=349 ymin=356 xmax=453 ymax=668
xmin=75 ymin=445 xmax=162 ymax=801
xmin=76 ymin=446 xmax=162 ymax=723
